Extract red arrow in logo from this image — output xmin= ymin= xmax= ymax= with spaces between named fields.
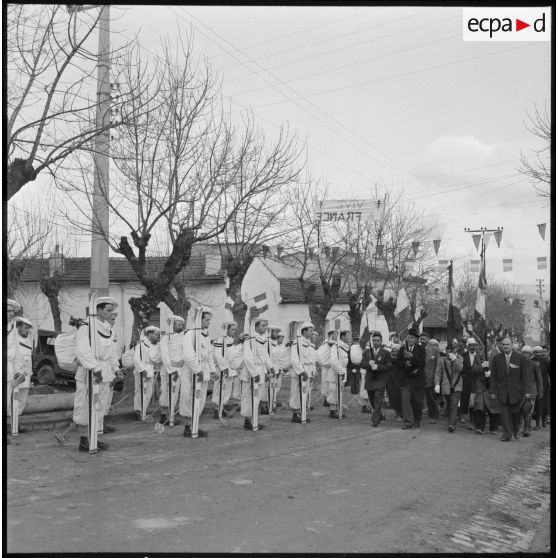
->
xmin=516 ymin=19 xmax=530 ymax=31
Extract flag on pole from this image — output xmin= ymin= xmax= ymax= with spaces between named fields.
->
xmin=503 ymin=259 xmax=513 ymax=272
xmin=433 ymin=239 xmax=441 ymax=255
xmin=494 ymin=229 xmax=503 ymax=247
xmin=484 ymin=232 xmax=492 ymax=249
xmin=537 ymin=223 xmax=546 ymax=240
xmin=470 ymin=260 xmax=480 ymax=273
xmin=472 ymin=234 xmax=481 ymax=252
xmin=474 ymin=244 xmax=487 ymax=327
xmin=249 ymin=292 xmax=268 ymax=321
xmin=537 ymin=257 xmax=547 ymax=270
xmin=447 ymin=261 xmax=463 ymax=343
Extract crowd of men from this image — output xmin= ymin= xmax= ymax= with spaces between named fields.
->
xmin=5 ymin=297 xmax=552 ymax=451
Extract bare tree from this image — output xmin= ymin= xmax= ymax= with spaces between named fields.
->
xmin=283 ymin=179 xmax=355 ymax=340
xmin=61 ymin=35 xmax=302 ymax=345
xmin=342 ymin=188 xmax=437 ymax=336
xmin=6 ymin=5 xmax=145 ymax=200
xmin=518 ymin=103 xmax=551 ymax=198
xmin=7 ymin=200 xmax=54 ymax=296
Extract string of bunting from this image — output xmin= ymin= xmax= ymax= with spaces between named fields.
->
xmin=439 ymin=257 xmax=549 ymax=272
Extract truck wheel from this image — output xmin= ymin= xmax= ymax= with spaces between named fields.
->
xmin=36 ymin=364 xmax=55 ymax=385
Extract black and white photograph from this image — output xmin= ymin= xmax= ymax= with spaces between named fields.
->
xmin=5 ymin=3 xmax=553 ymax=555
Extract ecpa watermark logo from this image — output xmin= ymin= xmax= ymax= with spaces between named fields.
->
xmin=463 ymin=8 xmax=550 ymax=41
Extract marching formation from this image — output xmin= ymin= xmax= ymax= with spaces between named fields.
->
xmin=5 ymin=296 xmax=552 ymax=453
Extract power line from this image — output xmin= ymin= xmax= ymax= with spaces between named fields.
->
xmin=173 ymin=6 xmax=418 ymax=184
xmin=211 ymin=6 xmax=386 ymax=60
xmin=252 ymin=43 xmax=540 ymax=109
xmin=220 ymin=7 xmax=446 ymax=74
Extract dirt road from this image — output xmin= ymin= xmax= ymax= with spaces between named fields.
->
xmin=7 ymin=403 xmax=551 ymax=554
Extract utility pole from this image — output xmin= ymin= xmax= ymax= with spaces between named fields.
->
xmin=90 ymin=4 xmax=111 ymax=297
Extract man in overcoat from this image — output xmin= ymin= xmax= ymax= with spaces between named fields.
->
xmin=489 ymin=337 xmax=527 ymax=441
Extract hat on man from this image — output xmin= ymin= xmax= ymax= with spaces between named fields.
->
xmin=96 ymin=296 xmax=119 ymax=309
xmin=339 ymin=329 xmax=351 ymax=336
xmin=16 ymin=316 xmax=33 ymax=328
xmin=419 ymin=330 xmax=431 ymax=338
xmin=144 ymin=325 xmax=160 ymax=334
xmin=7 ymin=299 xmax=21 ymax=312
xmin=300 ymin=322 xmax=314 ymax=332
xmin=521 ymin=345 xmax=533 ymax=353
xmin=407 ymin=328 xmax=420 ymax=338
xmin=391 ymin=343 xmax=401 ymax=351
xmin=222 ymin=320 xmax=237 ymax=329
xmin=168 ymin=315 xmax=185 ymax=324
xmin=533 ymin=345 xmax=543 ymax=352
xmin=466 ymin=337 xmax=477 ymax=346
xmin=269 ymin=325 xmax=282 ymax=331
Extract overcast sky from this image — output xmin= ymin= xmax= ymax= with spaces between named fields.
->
xmin=12 ymin=5 xmax=552 ymax=295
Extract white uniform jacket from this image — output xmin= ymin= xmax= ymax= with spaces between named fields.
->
xmin=212 ymin=336 xmax=242 ymax=377
xmin=161 ymin=332 xmax=185 ymax=374
xmin=134 ymin=338 xmax=162 ymax=379
xmin=290 ymin=337 xmax=314 ymax=376
xmin=75 ymin=320 xmax=120 ymax=383
xmin=9 ymin=334 xmax=33 ymax=388
xmin=182 ymin=329 xmax=215 ymax=382
xmin=330 ymin=340 xmax=349 ymax=377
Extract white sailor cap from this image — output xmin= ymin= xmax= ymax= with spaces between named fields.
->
xmin=533 ymin=345 xmax=543 ymax=352
xmin=339 ymin=329 xmax=351 ymax=336
xmin=143 ymin=325 xmax=160 ymax=334
xmin=268 ymin=325 xmax=282 ymax=331
xmin=521 ymin=345 xmax=533 ymax=353
xmin=300 ymin=322 xmax=314 ymax=331
xmin=16 ymin=316 xmax=33 ymax=328
xmin=96 ymin=296 xmax=119 ymax=309
xmin=466 ymin=337 xmax=477 ymax=346
xmin=222 ymin=320 xmax=238 ymax=329
xmin=7 ymin=299 xmax=21 ymax=311
xmin=167 ymin=315 xmax=185 ymax=324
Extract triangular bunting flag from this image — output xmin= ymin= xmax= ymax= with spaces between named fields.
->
xmin=494 ymin=229 xmax=502 ymax=248
xmin=433 ymin=239 xmax=441 ymax=255
xmin=484 ymin=232 xmax=492 ymax=249
xmin=411 ymin=241 xmax=420 ymax=257
xmin=224 ymin=296 xmax=234 ymax=311
xmin=537 ymin=257 xmax=547 ymax=270
xmin=470 ymin=260 xmax=480 ymax=273
xmin=537 ymin=223 xmax=546 ymax=241
xmin=503 ymin=259 xmax=513 ymax=272
xmin=472 ymin=234 xmax=481 ymax=252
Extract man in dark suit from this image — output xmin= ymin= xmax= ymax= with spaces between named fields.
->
xmin=396 ymin=329 xmax=426 ymax=429
xmin=363 ymin=331 xmax=392 ymax=427
xmin=489 ymin=337 xmax=527 ymax=441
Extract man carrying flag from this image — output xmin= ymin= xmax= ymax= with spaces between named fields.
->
xmin=446 ymin=261 xmax=463 ymax=346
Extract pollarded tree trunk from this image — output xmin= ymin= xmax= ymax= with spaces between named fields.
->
xmin=39 ymin=274 xmax=63 ymax=331
xmin=8 ymin=158 xmax=38 ymax=201
xmin=228 ymin=282 xmax=248 ymax=334
xmin=375 ymin=289 xmax=397 ymax=332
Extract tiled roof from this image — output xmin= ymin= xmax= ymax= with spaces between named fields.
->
xmin=18 ymin=255 xmax=226 ymax=285
xmin=279 ymin=278 xmax=350 ymax=305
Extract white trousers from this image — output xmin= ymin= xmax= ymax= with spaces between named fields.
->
xmin=211 ymin=375 xmax=234 ymax=407
xmin=6 ymin=385 xmax=28 ymax=417
xmin=179 ymin=372 xmax=208 ymax=421
xmin=240 ymin=379 xmax=260 ymax=418
xmin=133 ymin=370 xmax=154 ymax=412
xmin=97 ymin=382 xmax=113 ymax=429
xmin=159 ymin=371 xmax=181 ymax=410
